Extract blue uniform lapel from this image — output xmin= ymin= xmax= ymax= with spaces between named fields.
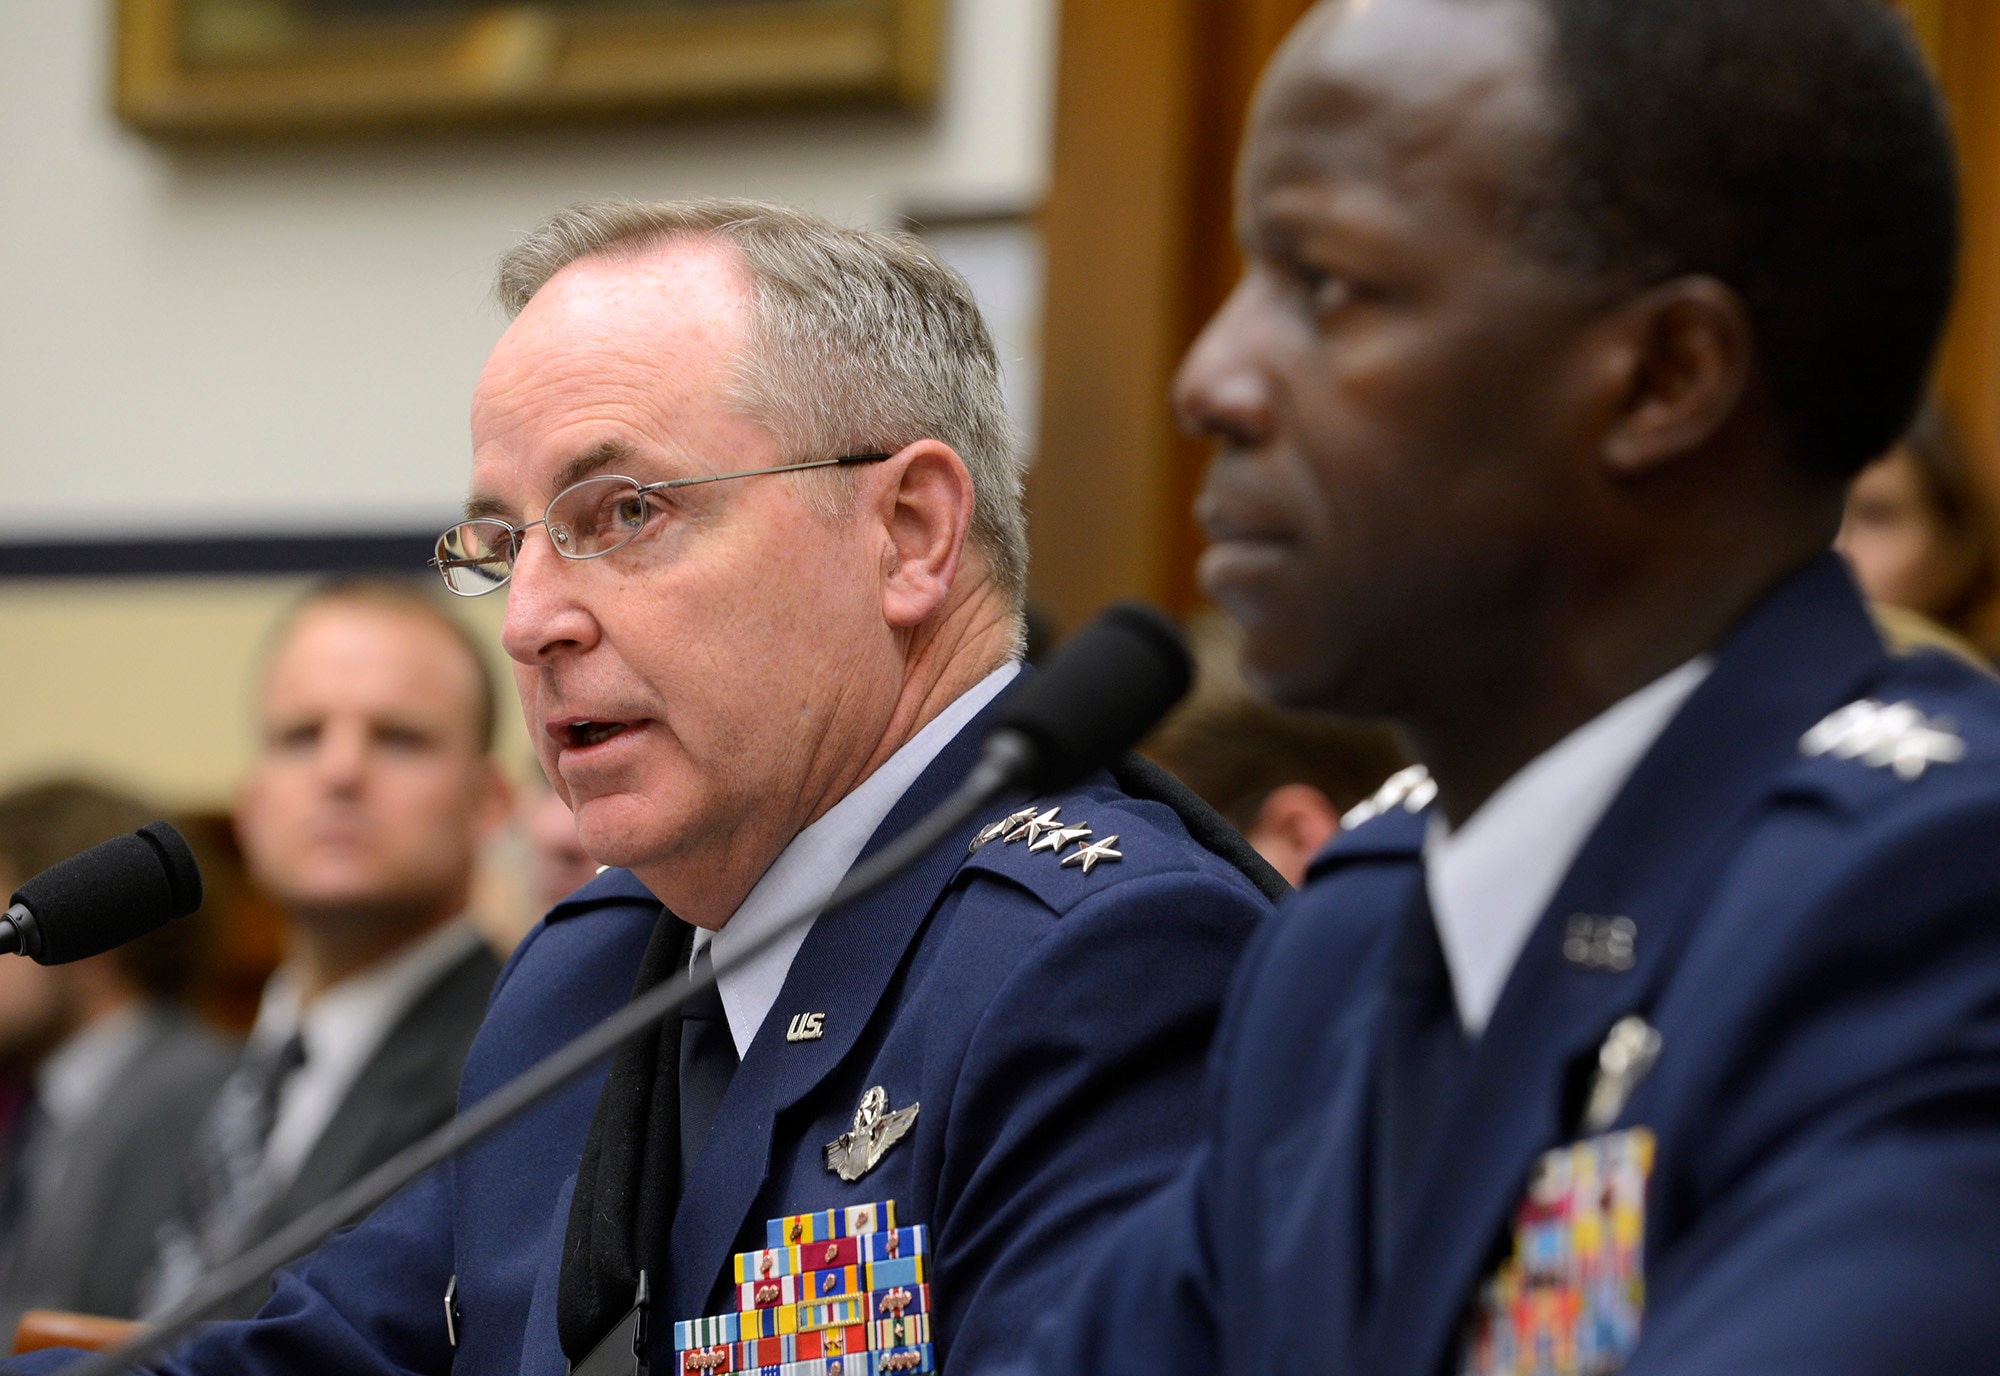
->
xmin=1281 ymin=812 xmax=1428 ymax=1358
xmin=663 ymin=688 xmax=1022 ymax=1320
xmin=1359 ymin=556 xmax=1889 ymax=1376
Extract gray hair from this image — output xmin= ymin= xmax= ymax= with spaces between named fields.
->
xmin=495 ymin=198 xmax=1029 ymax=608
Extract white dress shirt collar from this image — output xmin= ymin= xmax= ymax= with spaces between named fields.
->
xmin=694 ymin=662 xmax=1021 ymax=1057
xmin=252 ymin=917 xmax=484 ymax=1187
xmin=1425 ymin=657 xmax=1713 ymax=1035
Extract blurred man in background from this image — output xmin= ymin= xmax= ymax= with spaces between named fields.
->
xmin=1017 ymin=0 xmax=2000 ymax=1372
xmin=1145 ymin=613 xmax=1408 ymax=886
xmin=140 ymin=580 xmax=510 ymax=1319
xmin=520 ymin=775 xmax=601 ymax=912
xmin=0 ymin=781 xmax=235 ymax=1335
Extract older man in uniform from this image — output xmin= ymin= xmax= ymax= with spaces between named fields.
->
xmin=1011 ymin=1 xmax=2000 ymax=1374
xmin=5 ymin=202 xmax=1276 ymax=1376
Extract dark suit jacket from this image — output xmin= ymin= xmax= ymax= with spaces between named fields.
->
xmin=0 ymin=1009 xmax=236 ymax=1333
xmin=20 ymin=693 xmax=1274 ymax=1376
xmin=210 ymin=936 xmax=501 ymax=1319
xmin=1015 ymin=555 xmax=2000 ymax=1376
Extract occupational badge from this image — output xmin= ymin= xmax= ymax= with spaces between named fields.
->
xmin=824 ymin=1086 xmax=920 ymax=1182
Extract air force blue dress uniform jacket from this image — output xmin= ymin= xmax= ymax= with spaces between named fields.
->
xmin=1013 ymin=556 xmax=2000 ymax=1376
xmin=15 ymin=691 xmax=1270 ymax=1376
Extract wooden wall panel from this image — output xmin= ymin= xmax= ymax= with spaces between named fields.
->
xmin=1924 ymin=0 xmax=2000 ymax=644
xmin=1028 ymin=0 xmax=1313 ymax=632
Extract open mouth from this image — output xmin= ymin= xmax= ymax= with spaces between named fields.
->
xmin=564 ymin=720 xmax=631 ymax=748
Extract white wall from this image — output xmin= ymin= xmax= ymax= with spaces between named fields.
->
xmin=0 ymin=0 xmax=1057 ymax=540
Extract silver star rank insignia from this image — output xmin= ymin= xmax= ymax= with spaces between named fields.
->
xmin=1030 ymin=823 xmax=1092 ymax=854
xmin=1800 ymin=699 xmax=1967 ymax=780
xmin=1006 ymin=807 xmax=1065 ymax=846
xmin=823 ymin=1085 xmax=919 ymax=1182
xmin=970 ymin=806 xmax=1040 ymax=854
xmin=1060 ymin=835 xmax=1123 ymax=874
xmin=1341 ymin=764 xmax=1439 ymax=829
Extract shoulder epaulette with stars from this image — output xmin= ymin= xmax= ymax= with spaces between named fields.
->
xmin=1800 ymin=698 xmax=1966 ymax=780
xmin=968 ymin=804 xmax=1121 ymax=875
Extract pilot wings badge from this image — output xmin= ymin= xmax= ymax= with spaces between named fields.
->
xmin=823 ymin=1086 xmax=919 ymax=1182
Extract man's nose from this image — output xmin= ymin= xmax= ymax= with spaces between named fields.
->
xmin=1173 ymin=280 xmax=1277 ymax=450
xmin=501 ymin=533 xmax=599 ymax=667
xmin=316 ymin=721 xmax=369 ymax=790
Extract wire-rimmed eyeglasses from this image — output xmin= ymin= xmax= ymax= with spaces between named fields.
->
xmin=430 ymin=452 xmax=892 ymax=596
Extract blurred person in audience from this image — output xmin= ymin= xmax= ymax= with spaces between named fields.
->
xmin=1838 ymin=398 xmax=1999 ymax=661
xmin=521 ymin=774 xmax=602 ymax=911
xmin=0 ymin=782 xmax=235 ymax=1335
xmin=1145 ymin=614 xmax=1408 ymax=886
xmin=139 ymin=580 xmax=510 ymax=1320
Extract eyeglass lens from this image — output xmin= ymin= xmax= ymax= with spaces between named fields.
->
xmin=434 ymin=475 xmax=657 ymax=596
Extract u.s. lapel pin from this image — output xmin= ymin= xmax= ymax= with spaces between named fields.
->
xmin=786 ymin=1011 xmax=826 ymax=1042
xmin=1580 ymin=1015 xmax=1663 ymax=1134
xmin=824 ymin=1085 xmax=919 ymax=1182
xmin=1564 ymin=914 xmax=1638 ymax=972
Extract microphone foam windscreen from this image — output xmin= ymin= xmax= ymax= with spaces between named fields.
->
xmin=11 ymin=822 xmax=205 ymax=965
xmin=990 ymin=602 xmax=1193 ymax=793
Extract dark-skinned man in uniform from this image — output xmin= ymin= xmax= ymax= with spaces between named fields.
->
xmin=1008 ymin=0 xmax=2000 ymax=1373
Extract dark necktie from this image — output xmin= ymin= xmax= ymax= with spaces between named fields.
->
xmin=143 ymin=1028 xmax=308 ymax=1314
xmin=678 ymin=942 xmax=739 ymax=1191
xmin=1371 ymin=876 xmax=1474 ymax=1286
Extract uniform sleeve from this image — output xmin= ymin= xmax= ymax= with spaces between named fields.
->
xmin=1627 ymin=798 xmax=2000 ymax=1374
xmin=0 ymin=1161 xmax=456 ymax=1376
xmin=929 ymin=868 xmax=1257 ymax=1374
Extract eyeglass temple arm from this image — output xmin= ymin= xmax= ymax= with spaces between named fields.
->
xmin=654 ymin=452 xmax=892 ymax=491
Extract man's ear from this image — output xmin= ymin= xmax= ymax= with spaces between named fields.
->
xmin=871 ymin=440 xmax=975 ymax=629
xmin=1594 ymin=275 xmax=1756 ymax=478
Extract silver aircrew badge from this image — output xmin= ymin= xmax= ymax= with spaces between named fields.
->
xmin=967 ymin=803 xmax=1126 ymax=874
xmin=1800 ymin=698 xmax=1967 ymax=780
xmin=823 ymin=1086 xmax=919 ymax=1182
xmin=1342 ymin=764 xmax=1439 ymax=829
xmin=1581 ymin=1015 xmax=1664 ymax=1134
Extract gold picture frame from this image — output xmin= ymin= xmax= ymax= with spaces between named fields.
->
xmin=114 ymin=0 xmax=942 ymax=137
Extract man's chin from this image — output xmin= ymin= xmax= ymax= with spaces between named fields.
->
xmin=569 ymin=795 xmax=680 ymax=873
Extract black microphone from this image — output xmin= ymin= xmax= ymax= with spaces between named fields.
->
xmin=1 ymin=821 xmax=204 ymax=964
xmin=73 ymin=604 xmax=1193 ymax=1376
xmin=981 ymin=602 xmax=1193 ymax=794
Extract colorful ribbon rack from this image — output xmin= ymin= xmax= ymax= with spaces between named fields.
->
xmin=676 ymin=1201 xmax=933 ymax=1376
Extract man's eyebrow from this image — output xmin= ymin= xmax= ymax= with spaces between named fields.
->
xmin=550 ymin=440 xmax=638 ymax=494
xmin=461 ymin=440 xmax=640 ymax=522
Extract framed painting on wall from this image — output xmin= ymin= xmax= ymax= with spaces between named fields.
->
xmin=114 ymin=0 xmax=943 ymax=136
